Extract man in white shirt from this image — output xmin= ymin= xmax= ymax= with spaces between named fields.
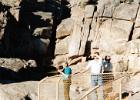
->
xmin=82 ymin=52 xmax=104 ymax=100
xmin=86 ymin=53 xmax=103 ymax=75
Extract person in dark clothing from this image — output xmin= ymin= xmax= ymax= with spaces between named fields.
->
xmin=103 ymin=56 xmax=112 ymax=73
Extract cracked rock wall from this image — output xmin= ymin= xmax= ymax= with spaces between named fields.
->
xmin=55 ymin=0 xmax=140 ymax=72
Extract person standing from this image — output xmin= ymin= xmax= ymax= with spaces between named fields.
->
xmin=82 ymin=51 xmax=104 ymax=100
xmin=103 ymin=55 xmax=112 ymax=73
xmin=58 ymin=62 xmax=72 ymax=100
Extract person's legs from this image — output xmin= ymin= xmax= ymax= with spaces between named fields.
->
xmin=91 ymin=75 xmax=98 ymax=100
xmin=97 ymin=75 xmax=104 ymax=100
xmin=63 ymin=80 xmax=71 ymax=100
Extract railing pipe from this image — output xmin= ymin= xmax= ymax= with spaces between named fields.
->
xmin=56 ymin=77 xmax=62 ymax=100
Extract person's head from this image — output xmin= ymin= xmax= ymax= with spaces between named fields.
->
xmin=58 ymin=65 xmax=63 ymax=70
xmin=105 ymin=55 xmax=111 ymax=62
xmin=62 ymin=62 xmax=69 ymax=68
xmin=94 ymin=52 xmax=100 ymax=56
xmin=93 ymin=52 xmax=100 ymax=59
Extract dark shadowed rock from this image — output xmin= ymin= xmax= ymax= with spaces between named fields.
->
xmin=33 ymin=27 xmax=52 ymax=38
xmin=32 ymin=38 xmax=50 ymax=56
xmin=9 ymin=8 xmax=20 ymax=22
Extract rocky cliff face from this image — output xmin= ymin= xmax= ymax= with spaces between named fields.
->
xmin=55 ymin=0 xmax=140 ymax=72
xmin=1 ymin=0 xmax=139 ymax=79
xmin=0 ymin=0 xmax=140 ymax=99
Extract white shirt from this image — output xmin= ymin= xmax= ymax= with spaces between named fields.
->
xmin=86 ymin=58 xmax=103 ymax=75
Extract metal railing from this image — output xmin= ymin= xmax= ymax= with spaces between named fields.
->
xmin=77 ymin=72 xmax=133 ymax=100
xmin=38 ymin=72 xmax=133 ymax=100
xmin=56 ymin=77 xmax=62 ymax=100
xmin=38 ymin=76 xmax=49 ymax=100
xmin=38 ymin=75 xmax=61 ymax=100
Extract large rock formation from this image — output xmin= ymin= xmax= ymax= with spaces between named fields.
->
xmin=54 ymin=0 xmax=140 ymax=72
xmin=0 ymin=0 xmax=140 ymax=99
xmin=0 ymin=0 xmax=71 ymax=82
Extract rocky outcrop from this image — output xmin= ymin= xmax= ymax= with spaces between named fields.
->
xmin=54 ymin=0 xmax=140 ymax=73
xmin=33 ymin=27 xmax=52 ymax=38
xmin=0 ymin=58 xmax=37 ymax=71
xmin=113 ymin=3 xmax=138 ymax=20
xmin=56 ymin=18 xmax=73 ymax=39
xmin=122 ymin=73 xmax=140 ymax=99
xmin=0 ymin=81 xmax=37 ymax=100
xmin=0 ymin=1 xmax=53 ymax=58
xmin=0 ymin=58 xmax=39 ymax=82
xmin=0 ymin=0 xmax=20 ymax=7
xmin=0 ymin=0 xmax=71 ymax=82
xmin=0 ymin=58 xmax=25 ymax=71
xmin=1 ymin=0 xmax=140 ymax=99
xmin=55 ymin=36 xmax=70 ymax=55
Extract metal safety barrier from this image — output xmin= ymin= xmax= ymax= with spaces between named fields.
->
xmin=38 ymin=72 xmax=133 ymax=100
xmin=78 ymin=72 xmax=133 ymax=100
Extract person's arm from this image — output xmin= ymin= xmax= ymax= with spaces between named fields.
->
xmin=81 ymin=68 xmax=89 ymax=74
xmin=58 ymin=69 xmax=65 ymax=76
xmin=80 ymin=61 xmax=91 ymax=74
xmin=72 ymin=72 xmax=80 ymax=76
xmin=57 ymin=67 xmax=73 ymax=78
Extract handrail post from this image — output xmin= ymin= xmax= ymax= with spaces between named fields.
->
xmin=38 ymin=82 xmax=40 ymax=100
xmin=56 ymin=77 xmax=62 ymax=100
xmin=38 ymin=76 xmax=49 ymax=100
xmin=119 ymin=78 xmax=122 ymax=100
